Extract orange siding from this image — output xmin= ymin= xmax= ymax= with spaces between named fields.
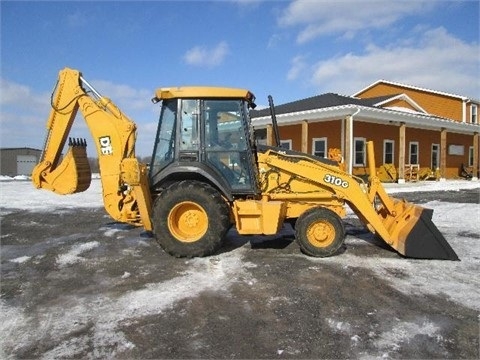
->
xmin=405 ymin=128 xmax=438 ymax=168
xmin=383 ymin=98 xmax=418 ymax=111
xmin=280 ymin=120 xmax=476 ymax=179
xmin=308 ymin=121 xmax=342 ymax=153
xmin=278 ymin=121 xmax=342 ymax=154
xmin=279 ymin=124 xmax=302 ymax=150
xmin=357 ymin=83 xmax=464 ymax=121
xmin=354 ymin=122 xmax=397 ymax=165
xmin=446 ymin=132 xmax=475 ymax=178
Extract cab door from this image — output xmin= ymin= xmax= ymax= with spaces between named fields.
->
xmin=203 ymin=99 xmax=257 ymax=194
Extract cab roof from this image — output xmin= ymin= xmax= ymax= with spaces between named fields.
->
xmin=154 ymin=86 xmax=255 ymax=103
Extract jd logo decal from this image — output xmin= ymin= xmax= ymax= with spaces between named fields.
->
xmin=99 ymin=136 xmax=113 ymax=155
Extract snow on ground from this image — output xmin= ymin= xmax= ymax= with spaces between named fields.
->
xmin=0 ymin=177 xmax=103 ymax=214
xmin=1 ymin=176 xmax=479 ymax=213
xmin=56 ymin=241 xmax=101 ymax=268
xmin=1 ymin=177 xmax=479 ymax=357
xmin=382 ymin=178 xmax=480 ymax=193
xmin=318 ymin=204 xmax=480 ymax=311
xmin=0 ymin=249 xmax=258 ymax=359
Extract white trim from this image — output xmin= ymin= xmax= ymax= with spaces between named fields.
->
xmin=353 ymin=79 xmax=469 ymax=101
xmin=431 ymin=143 xmax=440 ymax=170
xmin=471 ymin=104 xmax=478 ymax=124
xmin=312 ymin=137 xmax=328 ymax=158
xmin=374 ymin=93 xmax=428 ymax=114
xmin=251 ymin=105 xmax=480 ymax=135
xmin=353 ymin=137 xmax=367 ymax=167
xmin=383 ymin=139 xmax=395 ymax=165
xmin=280 ymin=139 xmax=292 ymax=150
xmin=409 ymin=141 xmax=419 ymax=165
xmin=341 ymin=117 xmax=345 ymax=159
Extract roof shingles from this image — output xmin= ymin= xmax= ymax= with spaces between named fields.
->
xmin=250 ymin=93 xmax=395 ymax=118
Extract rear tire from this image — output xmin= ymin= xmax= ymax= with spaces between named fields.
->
xmin=152 ymin=180 xmax=231 ymax=257
xmin=295 ymin=207 xmax=345 ymax=257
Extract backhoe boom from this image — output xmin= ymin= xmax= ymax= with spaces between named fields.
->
xmin=32 ymin=68 xmax=152 ymax=230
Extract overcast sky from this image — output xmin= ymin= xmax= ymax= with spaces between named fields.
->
xmin=1 ymin=0 xmax=479 ymax=156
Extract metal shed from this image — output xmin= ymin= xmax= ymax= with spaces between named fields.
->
xmin=0 ymin=148 xmax=42 ymax=177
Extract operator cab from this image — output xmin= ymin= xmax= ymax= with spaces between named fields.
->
xmin=149 ymin=87 xmax=259 ymax=198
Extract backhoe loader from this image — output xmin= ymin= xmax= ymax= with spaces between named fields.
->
xmin=32 ymin=68 xmax=458 ymax=260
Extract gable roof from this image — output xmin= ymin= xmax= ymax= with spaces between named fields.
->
xmin=353 ymin=79 xmax=470 ymax=101
xmin=250 ymin=93 xmax=389 ymax=118
xmin=250 ymin=92 xmax=430 ymax=119
xmin=373 ymin=93 xmax=428 ymax=114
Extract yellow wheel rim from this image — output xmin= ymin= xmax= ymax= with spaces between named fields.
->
xmin=306 ymin=220 xmax=336 ymax=248
xmin=168 ymin=201 xmax=208 ymax=242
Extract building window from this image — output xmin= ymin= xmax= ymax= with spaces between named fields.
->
xmin=354 ymin=137 xmax=366 ymax=166
xmin=431 ymin=144 xmax=440 ymax=170
xmin=469 ymin=146 xmax=474 ymax=167
xmin=471 ymin=104 xmax=478 ymax=124
xmin=280 ymin=139 xmax=292 ymax=150
xmin=383 ymin=140 xmax=394 ymax=164
xmin=409 ymin=141 xmax=419 ymax=164
xmin=312 ymin=137 xmax=327 ymax=158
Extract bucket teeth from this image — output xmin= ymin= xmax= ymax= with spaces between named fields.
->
xmin=68 ymin=137 xmax=87 ymax=147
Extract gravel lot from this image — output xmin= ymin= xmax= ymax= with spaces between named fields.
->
xmin=1 ymin=186 xmax=479 ymax=359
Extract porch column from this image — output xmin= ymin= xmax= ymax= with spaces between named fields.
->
xmin=473 ymin=132 xmax=479 ymax=181
xmin=440 ymin=128 xmax=447 ymax=181
xmin=398 ymin=122 xmax=406 ymax=183
xmin=344 ymin=115 xmax=353 ymax=174
xmin=266 ymin=124 xmax=273 ymax=146
xmin=301 ymin=120 xmax=309 ymax=153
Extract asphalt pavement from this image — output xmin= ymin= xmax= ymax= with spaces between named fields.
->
xmin=1 ymin=189 xmax=479 ymax=359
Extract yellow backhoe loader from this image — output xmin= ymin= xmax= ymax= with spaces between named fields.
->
xmin=32 ymin=68 xmax=458 ymax=260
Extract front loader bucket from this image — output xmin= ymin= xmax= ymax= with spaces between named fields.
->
xmin=402 ymin=207 xmax=458 ymax=260
xmin=378 ymin=200 xmax=459 ymax=260
xmin=33 ymin=138 xmax=92 ymax=195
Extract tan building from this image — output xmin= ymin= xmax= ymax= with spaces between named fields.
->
xmin=251 ymin=82 xmax=479 ymax=182
xmin=0 ymin=147 xmax=42 ymax=177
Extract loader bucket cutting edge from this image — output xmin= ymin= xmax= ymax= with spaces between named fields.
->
xmin=382 ymin=203 xmax=459 ymax=261
xmin=402 ymin=208 xmax=459 ymax=260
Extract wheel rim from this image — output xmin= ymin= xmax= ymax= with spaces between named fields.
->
xmin=306 ymin=220 xmax=336 ymax=248
xmin=168 ymin=201 xmax=208 ymax=242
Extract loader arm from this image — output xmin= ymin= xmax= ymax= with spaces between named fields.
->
xmin=32 ymin=68 xmax=152 ymax=230
xmin=257 ymin=143 xmax=458 ymax=260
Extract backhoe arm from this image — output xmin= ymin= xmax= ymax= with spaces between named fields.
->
xmin=32 ymin=68 xmax=152 ymax=230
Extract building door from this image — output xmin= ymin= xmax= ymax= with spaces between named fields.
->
xmin=431 ymin=144 xmax=440 ymax=170
xmin=17 ymin=155 xmax=37 ymax=176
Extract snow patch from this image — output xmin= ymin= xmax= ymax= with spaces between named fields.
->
xmin=0 ymin=179 xmax=103 ymax=214
xmin=57 ymin=241 xmax=100 ymax=267
xmin=327 ymin=318 xmax=352 ymax=334
xmin=10 ymin=256 xmax=31 ymax=264
xmin=375 ymin=320 xmax=441 ymax=354
xmin=1 ymin=248 xmax=256 ymax=357
xmin=310 ymin=200 xmax=480 ymax=311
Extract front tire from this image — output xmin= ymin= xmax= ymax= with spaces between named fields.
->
xmin=152 ymin=180 xmax=231 ymax=257
xmin=295 ymin=207 xmax=345 ymax=257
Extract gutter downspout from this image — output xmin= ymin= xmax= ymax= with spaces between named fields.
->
xmin=346 ymin=108 xmax=360 ymax=175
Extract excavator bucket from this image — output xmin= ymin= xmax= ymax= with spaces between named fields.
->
xmin=377 ymin=200 xmax=459 ymax=260
xmin=33 ymin=138 xmax=92 ymax=195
